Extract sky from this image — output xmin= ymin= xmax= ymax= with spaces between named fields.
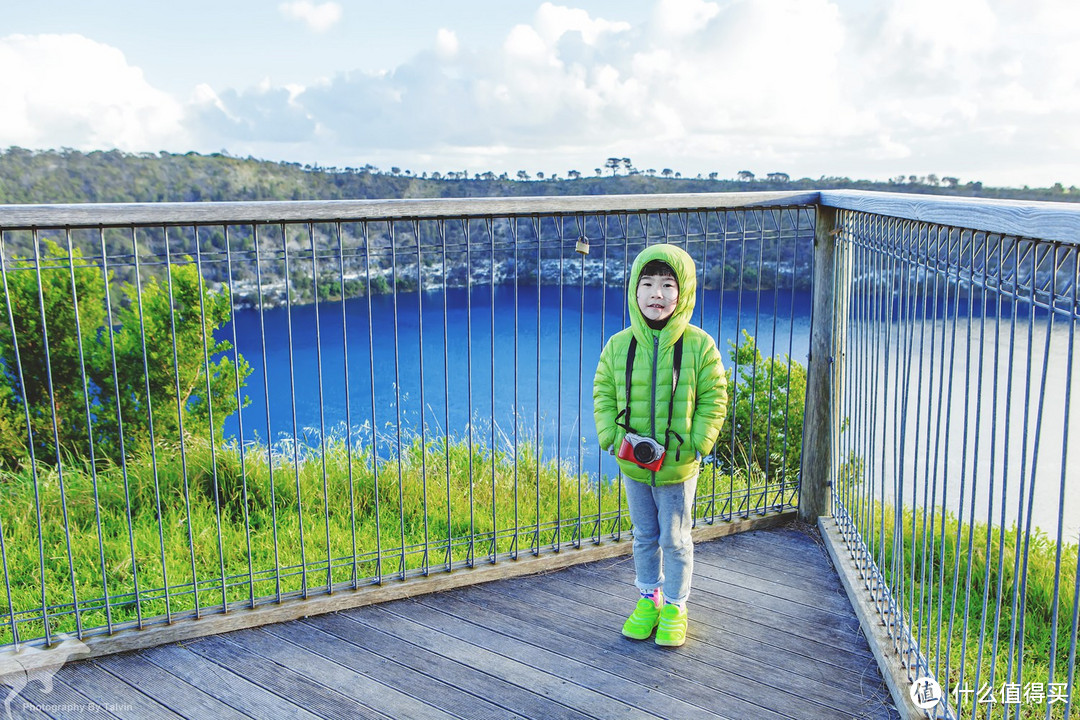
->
xmin=2 ymin=0 xmax=1078 ymax=188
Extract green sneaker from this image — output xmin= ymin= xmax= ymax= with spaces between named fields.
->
xmin=621 ymin=598 xmax=661 ymax=640
xmin=654 ymin=604 xmax=688 ymax=647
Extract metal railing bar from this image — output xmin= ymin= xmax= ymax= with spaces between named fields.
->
xmin=575 ymin=214 xmax=585 ymax=548
xmin=252 ymin=224 xmax=283 ymax=602
xmin=131 ymin=227 xmax=162 ymax=628
xmin=595 ymin=215 xmax=609 ymax=538
xmin=163 ymin=227 xmax=201 ymax=618
xmin=388 ymin=221 xmax=406 ymax=581
xmin=1012 ymin=242 xmax=1059 ymax=703
xmin=933 ymin=227 xmax=964 ymax=684
xmin=31 ymin=229 xmax=81 ymax=642
xmin=555 ymin=216 xmax=565 ymax=552
xmin=511 ymin=217 xmax=520 ymax=559
xmin=223 ymin=225 xmax=256 ymax=608
xmin=763 ymin=210 xmax=782 ymax=508
xmin=955 ymin=228 xmax=991 ymax=712
xmin=193 ymin=226 xmax=229 ymax=612
xmin=439 ymin=218 xmax=452 ymax=572
xmin=1002 ymin=240 xmax=1042 ymax=695
xmin=1042 ymin=243 xmax=1077 ymax=711
xmin=334 ymin=221 xmax=359 ymax=590
xmin=361 ymin=221 xmax=383 ymax=583
xmin=279 ymin=224 xmax=309 ymax=598
xmin=892 ymin=218 xmax=915 ymax=669
xmin=618 ymin=213 xmax=629 ymax=530
xmin=749 ymin=209 xmax=765 ymax=513
xmin=0 ymin=231 xmax=30 ymax=649
xmin=63 ymin=227 xmax=110 ymax=636
xmin=489 ymin=217 xmax=498 ymax=562
xmin=464 ymin=218 xmax=475 ymax=568
xmin=921 ymin=223 xmax=946 ymax=682
xmin=533 ymin=214 xmax=542 ymax=557
xmin=731 ymin=211 xmax=747 ymax=498
xmin=416 ymin=219 xmax=430 ymax=577
xmin=306 ymin=222 xmax=333 ymax=593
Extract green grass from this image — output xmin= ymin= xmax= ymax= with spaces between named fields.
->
xmin=0 ymin=431 xmax=638 ymax=645
xmin=0 ymin=429 xmax=786 ymax=648
xmin=845 ymin=499 xmax=1077 ymax=719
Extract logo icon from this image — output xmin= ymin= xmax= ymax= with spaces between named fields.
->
xmin=0 ymin=635 xmax=91 ymax=719
xmin=910 ymin=676 xmax=944 ymax=710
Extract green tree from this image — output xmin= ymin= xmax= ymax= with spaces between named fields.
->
xmin=715 ymin=330 xmax=806 ymax=483
xmin=0 ymin=240 xmax=250 ymax=466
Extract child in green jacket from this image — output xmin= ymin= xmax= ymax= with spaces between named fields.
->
xmin=593 ymin=243 xmax=727 ymax=646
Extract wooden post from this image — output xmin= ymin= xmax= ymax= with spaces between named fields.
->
xmin=799 ymin=206 xmax=840 ymax=522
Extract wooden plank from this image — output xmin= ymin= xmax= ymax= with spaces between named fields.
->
xmin=554 ymin=560 xmax=882 ymax=677
xmin=305 ymin=612 xmax=587 ymax=720
xmin=14 ymin=513 xmax=791 ymax=672
xmin=413 ymin=589 xmax=754 ymax=720
xmin=262 ymin=620 xmax=510 ymax=720
xmin=26 ymin=524 xmax=900 ymax=720
xmin=1 ymin=694 xmax=53 ymax=720
xmin=708 ymin=532 xmax=832 ymax=582
xmin=555 ymin=557 xmax=870 ymax=653
xmin=557 ymin=551 xmax=865 ymax=637
xmin=0 ymin=192 xmax=819 ymax=230
xmin=225 ymin=627 xmax=458 ymax=720
xmin=138 ymin=643 xmax=324 ymax=720
xmin=470 ymin=580 xmax=841 ymax=720
xmin=494 ymin=566 xmax=892 ymax=719
xmin=8 ymin=676 xmax=117 ymax=719
xmin=820 ymin=189 xmax=1080 ymax=245
xmin=184 ymin=634 xmax=391 ymax=720
xmin=457 ymin=593 xmax=790 ymax=720
xmin=393 ymin=594 xmax=731 ymax=720
xmin=51 ymin=661 xmax=184 ymax=720
xmin=691 ymin=553 xmax=857 ymax=616
xmin=359 ymin=602 xmax=656 ymax=720
xmin=92 ymin=653 xmax=251 ymax=720
xmin=696 ymin=538 xmax=837 ymax=588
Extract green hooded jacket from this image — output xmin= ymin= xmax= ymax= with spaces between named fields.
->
xmin=593 ymin=243 xmax=728 ymax=485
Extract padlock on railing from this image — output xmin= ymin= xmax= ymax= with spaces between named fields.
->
xmin=575 ymin=237 xmax=590 ymax=255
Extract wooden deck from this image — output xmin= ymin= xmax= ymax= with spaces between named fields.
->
xmin=9 ymin=525 xmax=899 ymax=720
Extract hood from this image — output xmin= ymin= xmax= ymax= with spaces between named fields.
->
xmin=628 ymin=243 xmax=697 ymax=349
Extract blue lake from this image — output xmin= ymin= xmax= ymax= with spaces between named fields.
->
xmin=222 ymin=284 xmax=813 ymax=477
xmin=219 ymin=283 xmax=1077 ymax=539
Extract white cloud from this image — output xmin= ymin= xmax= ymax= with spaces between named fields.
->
xmin=533 ymin=2 xmax=632 ymax=44
xmin=0 ymin=34 xmax=185 ymax=152
xmin=435 ymin=29 xmax=459 ymax=60
xmin=651 ymin=0 xmax=719 ymax=38
xmin=278 ymin=1 xmax=343 ymax=33
xmin=4 ymin=1 xmax=1079 ymax=187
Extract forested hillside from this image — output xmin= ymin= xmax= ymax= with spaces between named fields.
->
xmin=0 ymin=147 xmax=1076 ymax=204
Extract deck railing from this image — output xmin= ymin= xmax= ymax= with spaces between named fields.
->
xmin=818 ymin=191 xmax=1080 ymax=719
xmin=0 ymin=191 xmax=815 ymax=655
xmin=1 ymin=189 xmax=1077 ymax=718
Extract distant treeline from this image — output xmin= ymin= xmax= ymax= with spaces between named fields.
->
xmin=0 ymin=147 xmax=1077 ymax=205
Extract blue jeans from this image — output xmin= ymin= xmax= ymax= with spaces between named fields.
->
xmin=624 ymin=473 xmax=697 ymax=605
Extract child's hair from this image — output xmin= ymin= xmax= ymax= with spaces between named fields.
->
xmin=638 ymin=259 xmax=678 ymax=286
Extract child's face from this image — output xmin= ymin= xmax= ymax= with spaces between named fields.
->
xmin=637 ymin=273 xmax=679 ymax=323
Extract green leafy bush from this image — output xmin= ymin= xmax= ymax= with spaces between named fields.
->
xmin=0 ymin=240 xmax=250 ymax=466
xmin=714 ymin=330 xmax=806 ymax=484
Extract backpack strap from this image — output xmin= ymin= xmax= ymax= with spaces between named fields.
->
xmin=615 ymin=337 xmax=638 ymax=433
xmin=615 ymin=335 xmax=686 ymax=462
xmin=664 ymin=337 xmax=685 ymax=460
